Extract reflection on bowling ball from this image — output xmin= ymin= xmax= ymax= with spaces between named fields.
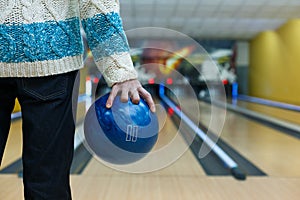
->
xmin=84 ymin=93 xmax=159 ymax=165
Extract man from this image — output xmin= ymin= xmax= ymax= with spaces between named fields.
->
xmin=0 ymin=0 xmax=155 ymax=199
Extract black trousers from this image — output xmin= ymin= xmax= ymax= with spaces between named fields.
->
xmin=0 ymin=70 xmax=79 ymax=200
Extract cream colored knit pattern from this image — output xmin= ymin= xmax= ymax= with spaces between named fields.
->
xmin=0 ymin=0 xmax=137 ymax=86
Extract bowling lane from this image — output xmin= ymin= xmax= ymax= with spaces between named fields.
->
xmin=0 ymin=119 xmax=22 ymax=170
xmin=1 ymin=174 xmax=300 ymax=200
xmin=188 ymin=100 xmax=300 ymax=177
xmin=230 ymin=99 xmax=300 ymax=125
xmin=82 ymin=114 xmax=206 ymax=177
xmin=183 ymin=101 xmax=300 ymax=176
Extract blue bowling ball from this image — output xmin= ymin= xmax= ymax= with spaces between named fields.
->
xmin=84 ymin=93 xmax=159 ymax=165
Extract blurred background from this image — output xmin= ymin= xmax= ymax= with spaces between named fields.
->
xmin=86 ymin=0 xmax=300 ymax=104
xmin=3 ymin=1 xmax=300 ymax=199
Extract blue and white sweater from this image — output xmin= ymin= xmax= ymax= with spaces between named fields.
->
xmin=0 ymin=0 xmax=137 ymax=86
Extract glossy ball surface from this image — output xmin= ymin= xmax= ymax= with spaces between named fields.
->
xmin=84 ymin=93 xmax=159 ymax=164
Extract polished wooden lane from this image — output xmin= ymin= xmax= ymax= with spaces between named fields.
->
xmin=192 ymin=100 xmax=300 ymax=177
xmin=70 ymin=176 xmax=300 ymax=200
xmin=1 ymin=175 xmax=300 ymax=200
xmin=0 ymin=119 xmax=22 ymax=170
xmin=0 ymin=175 xmax=23 ymax=199
xmin=233 ymin=99 xmax=300 ymax=125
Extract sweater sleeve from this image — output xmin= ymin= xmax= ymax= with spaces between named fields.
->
xmin=79 ymin=0 xmax=138 ymax=87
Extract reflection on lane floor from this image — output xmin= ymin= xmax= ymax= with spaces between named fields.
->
xmin=232 ymin=99 xmax=300 ymax=125
xmin=187 ymin=100 xmax=300 ymax=177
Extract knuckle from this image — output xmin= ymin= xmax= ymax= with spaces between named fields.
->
xmin=121 ymin=96 xmax=128 ymax=102
xmin=144 ymin=92 xmax=151 ymax=98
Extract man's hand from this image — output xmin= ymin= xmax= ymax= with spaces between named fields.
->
xmin=106 ymin=79 xmax=156 ymax=112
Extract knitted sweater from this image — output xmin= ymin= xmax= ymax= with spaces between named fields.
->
xmin=0 ymin=0 xmax=137 ymax=86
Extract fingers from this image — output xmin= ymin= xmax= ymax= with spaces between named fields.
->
xmin=138 ymin=87 xmax=156 ymax=112
xmin=106 ymin=86 xmax=118 ymax=108
xmin=130 ymin=88 xmax=140 ymax=104
xmin=120 ymin=88 xmax=129 ymax=102
xmin=105 ymin=79 xmax=156 ymax=113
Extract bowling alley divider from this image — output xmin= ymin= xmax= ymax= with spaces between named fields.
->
xmin=217 ymin=98 xmax=300 ymax=139
xmin=158 ymin=84 xmax=246 ymax=180
xmin=237 ymin=95 xmax=300 ymax=112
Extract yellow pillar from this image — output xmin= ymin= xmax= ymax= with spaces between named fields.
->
xmin=249 ymin=19 xmax=300 ymax=105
